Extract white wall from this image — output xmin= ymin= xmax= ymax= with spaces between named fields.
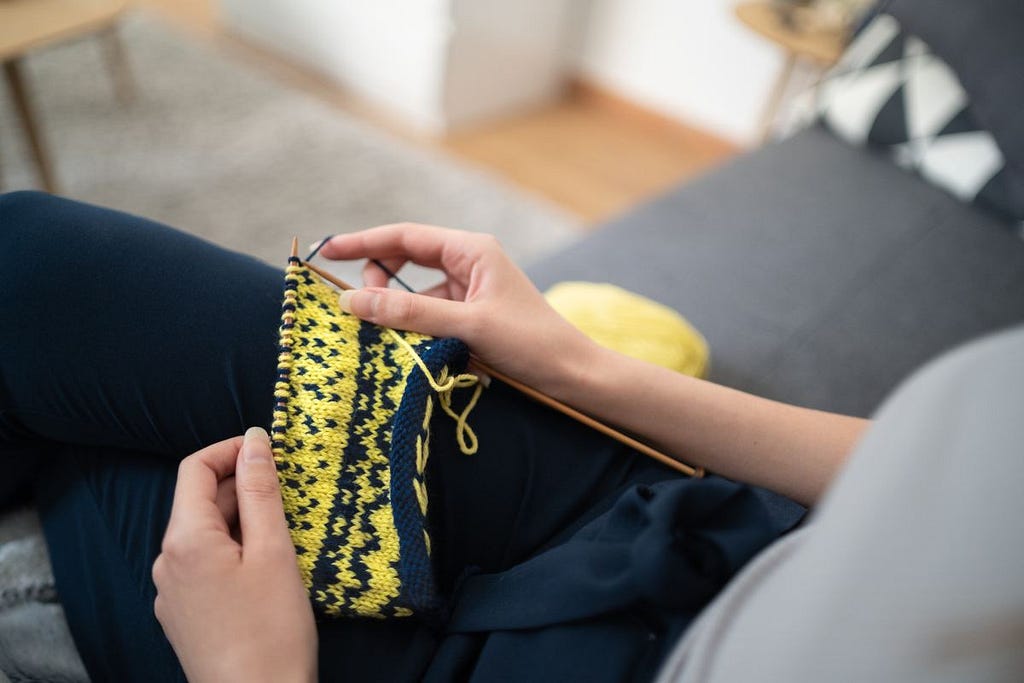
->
xmin=575 ymin=0 xmax=785 ymax=146
xmin=220 ymin=0 xmax=785 ymax=142
xmin=219 ymin=0 xmax=577 ymax=134
xmin=219 ymin=0 xmax=453 ymax=131
xmin=443 ymin=0 xmax=577 ymax=129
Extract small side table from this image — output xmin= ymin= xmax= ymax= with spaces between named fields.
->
xmin=0 ymin=0 xmax=130 ymax=193
xmin=734 ymin=2 xmax=847 ymax=143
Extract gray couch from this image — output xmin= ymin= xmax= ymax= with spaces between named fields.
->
xmin=530 ymin=0 xmax=1024 ymax=418
xmin=529 ymin=124 xmax=1024 ymax=419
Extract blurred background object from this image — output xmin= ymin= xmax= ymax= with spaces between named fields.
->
xmin=0 ymin=12 xmax=579 ymax=288
xmin=734 ymin=1 xmax=853 ymax=142
xmin=0 ymin=0 xmax=131 ymax=193
xmin=218 ymin=0 xmax=578 ymax=135
xmin=1 ymin=0 xmax=861 ymax=234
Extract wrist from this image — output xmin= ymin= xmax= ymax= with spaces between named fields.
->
xmin=227 ymin=665 xmax=316 ymax=683
xmin=205 ymin=646 xmax=316 ymax=683
xmin=544 ymin=331 xmax=607 ymax=406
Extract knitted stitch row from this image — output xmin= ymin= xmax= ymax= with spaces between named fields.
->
xmin=272 ymin=258 xmax=474 ymax=619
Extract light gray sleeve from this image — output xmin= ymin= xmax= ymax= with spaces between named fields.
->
xmin=658 ymin=325 xmax=1024 ymax=683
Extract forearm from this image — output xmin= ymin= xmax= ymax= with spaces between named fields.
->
xmin=547 ymin=341 xmax=869 ymax=506
xmin=317 ymin=226 xmax=867 ymax=506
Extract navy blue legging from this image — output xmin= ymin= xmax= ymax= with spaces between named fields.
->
xmin=0 ymin=191 xmax=691 ymax=681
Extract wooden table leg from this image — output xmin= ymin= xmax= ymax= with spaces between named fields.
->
xmin=3 ymin=57 xmax=58 ymax=193
xmin=760 ymin=51 xmax=797 ymax=145
xmin=100 ymin=24 xmax=134 ymax=105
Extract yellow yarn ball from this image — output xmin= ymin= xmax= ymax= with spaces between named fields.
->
xmin=544 ymin=282 xmax=709 ymax=378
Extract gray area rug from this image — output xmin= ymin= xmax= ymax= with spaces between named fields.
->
xmin=0 ymin=11 xmax=579 ymax=681
xmin=0 ymin=11 xmax=579 ymax=282
xmin=0 ymin=509 xmax=84 ymax=683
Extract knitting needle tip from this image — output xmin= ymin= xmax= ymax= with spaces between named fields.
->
xmin=290 ymin=237 xmax=299 ymax=259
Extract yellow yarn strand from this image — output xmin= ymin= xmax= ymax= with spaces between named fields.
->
xmin=438 ymin=377 xmax=482 ymax=455
xmin=384 ymin=327 xmax=481 ymax=455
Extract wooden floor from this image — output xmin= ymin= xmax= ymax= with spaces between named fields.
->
xmin=134 ymin=0 xmax=738 ymax=224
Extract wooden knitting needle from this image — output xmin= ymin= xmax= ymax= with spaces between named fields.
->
xmin=464 ymin=359 xmax=703 ymax=478
xmin=298 ymin=253 xmax=703 ymax=478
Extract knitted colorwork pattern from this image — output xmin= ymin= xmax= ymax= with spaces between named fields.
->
xmin=272 ymin=258 xmax=472 ymax=620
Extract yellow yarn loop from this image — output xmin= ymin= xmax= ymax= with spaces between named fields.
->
xmin=545 ymin=282 xmax=709 ymax=378
xmin=385 ymin=328 xmax=481 ymax=455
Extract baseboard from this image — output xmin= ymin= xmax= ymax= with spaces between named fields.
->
xmin=568 ymin=78 xmax=739 ymax=156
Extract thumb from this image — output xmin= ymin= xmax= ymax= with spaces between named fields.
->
xmin=339 ymin=287 xmax=469 ymax=338
xmin=235 ymin=426 xmax=291 ymax=556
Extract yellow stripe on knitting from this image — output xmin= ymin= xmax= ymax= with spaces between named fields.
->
xmin=417 ymin=394 xmax=434 ymax=560
xmin=352 ymin=505 xmax=404 ymax=617
xmin=274 ymin=264 xmax=365 ymax=599
xmin=322 ymin=333 xmax=405 ymax=616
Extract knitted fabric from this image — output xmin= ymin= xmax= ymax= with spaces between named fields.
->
xmin=271 ymin=258 xmax=472 ymax=620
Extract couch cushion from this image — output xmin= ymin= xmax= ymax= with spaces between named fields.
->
xmin=527 ymin=126 xmax=1024 ymax=418
xmin=815 ymin=12 xmax=1024 ymax=225
xmin=885 ymin=0 xmax=1024 ymax=189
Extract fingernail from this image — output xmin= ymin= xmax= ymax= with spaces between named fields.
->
xmin=338 ymin=290 xmax=355 ymax=314
xmin=243 ymin=426 xmax=270 ymax=461
xmin=308 ymin=239 xmax=322 ymax=253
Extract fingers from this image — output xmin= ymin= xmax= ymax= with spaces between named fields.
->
xmin=361 ymin=257 xmax=406 ymax=289
xmin=362 ymin=264 xmax=464 ymax=302
xmin=318 ymin=224 xmax=447 ymax=263
xmin=167 ymin=436 xmax=243 ymax=538
xmin=215 ymin=477 xmax=239 ymax=539
xmin=317 ymin=224 xmax=492 ymax=281
xmin=234 ymin=427 xmax=293 ymax=558
xmin=339 ymin=287 xmax=472 ymax=339
xmin=418 ymin=281 xmax=456 ymax=300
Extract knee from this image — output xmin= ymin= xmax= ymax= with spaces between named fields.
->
xmin=0 ymin=190 xmax=137 ymax=273
xmin=0 ymin=190 xmax=61 ymax=221
xmin=0 ymin=191 xmax=89 ymax=308
xmin=0 ymin=190 xmax=53 ymax=210
xmin=0 ymin=191 xmax=69 ymax=262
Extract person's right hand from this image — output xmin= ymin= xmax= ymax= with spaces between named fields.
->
xmin=152 ymin=429 xmax=317 ymax=683
xmin=317 ymin=224 xmax=600 ymax=399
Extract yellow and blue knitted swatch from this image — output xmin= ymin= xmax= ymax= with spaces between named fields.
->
xmin=272 ymin=257 xmax=478 ymax=620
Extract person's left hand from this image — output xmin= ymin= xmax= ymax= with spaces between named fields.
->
xmin=152 ymin=428 xmax=317 ymax=683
